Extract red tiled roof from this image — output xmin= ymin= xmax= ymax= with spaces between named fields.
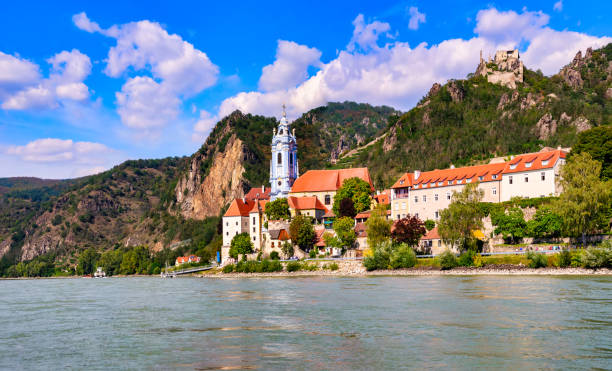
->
xmin=421 ymin=227 xmax=440 ymax=240
xmin=502 ymin=149 xmax=566 ymax=174
xmin=314 ymin=227 xmax=327 ymax=247
xmin=224 ymin=199 xmax=255 ymax=217
xmin=290 ymin=168 xmax=374 ymax=193
xmin=373 ymin=189 xmax=391 ymax=205
xmin=323 ymin=209 xmax=336 ymax=218
xmin=354 ymin=222 xmax=367 ymax=237
xmin=244 ymin=187 xmax=271 ymax=200
xmin=287 ymin=196 xmax=327 ymax=211
xmin=391 ymin=173 xmax=415 ymax=189
xmin=248 ymin=199 xmax=268 ymax=213
xmin=393 ymin=162 xmax=506 ymax=190
xmin=355 ymin=210 xmax=371 ymax=219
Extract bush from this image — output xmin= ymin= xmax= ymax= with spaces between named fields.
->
xmin=329 ymin=262 xmax=339 ymax=271
xmin=222 ymin=264 xmax=235 ymax=273
xmin=581 ymin=242 xmax=612 ymax=269
xmin=260 ymin=259 xmax=282 ymax=272
xmin=286 ymin=261 xmax=302 ymax=272
xmin=363 ymin=241 xmax=392 ymax=271
xmin=269 ymin=251 xmax=280 ymax=260
xmin=526 ymin=252 xmax=548 ymax=268
xmin=558 ymin=250 xmax=572 ymax=268
xmin=438 ymin=250 xmax=458 ymax=270
xmin=309 ymin=249 xmax=317 ymax=258
xmin=473 ymin=253 xmax=484 ymax=268
xmin=457 ymin=250 xmax=476 ymax=267
xmin=302 ymin=262 xmax=318 ymax=271
xmin=390 ymin=243 xmax=417 ymax=269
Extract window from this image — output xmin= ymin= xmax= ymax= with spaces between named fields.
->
xmin=446 ymin=192 xmax=451 ymax=200
xmin=478 ymin=176 xmax=484 ymax=181
xmin=252 ymin=217 xmax=255 ymax=224
xmin=492 ymin=174 xmax=498 ymax=180
xmin=492 ymin=187 xmax=497 ymax=195
xmin=252 ymin=227 xmax=255 ymax=233
xmin=448 ymin=181 xmax=452 ymax=185
xmin=401 ymin=202 xmax=406 ymax=210
xmin=525 ymin=162 xmax=532 ymax=168
xmin=324 ymin=195 xmax=331 ymax=205
xmin=415 ymin=213 xmax=419 ymax=218
xmin=226 ymin=232 xmax=228 ymax=236
xmin=466 ymin=178 xmax=472 ymax=183
xmin=510 ymin=164 xmax=517 ymax=170
xmin=423 ymin=195 xmax=427 ymax=202
xmin=226 ymin=222 xmax=228 ymax=226
xmin=457 ymin=179 xmax=462 ymax=184
xmin=437 ymin=182 xmax=443 ymax=186
xmin=541 ymin=172 xmax=545 ymax=181
xmin=524 ymin=175 xmax=529 ymax=183
xmin=434 ymin=194 xmax=439 ymax=201
xmin=435 ymin=211 xmax=439 ymax=219
xmin=542 ymin=160 xmax=549 ymax=166
xmin=290 ymin=153 xmax=293 ymax=165
xmin=414 ymin=196 xmax=418 ymax=203
xmin=438 ymin=240 xmax=441 ymax=247
xmin=277 ymin=152 xmax=282 ymax=165
xmin=279 ymin=129 xmax=283 ymax=135
xmin=509 ymin=176 xmax=513 ymax=185
xmin=253 ymin=237 xmax=256 ymax=241
xmin=236 ymin=221 xmax=238 ymax=226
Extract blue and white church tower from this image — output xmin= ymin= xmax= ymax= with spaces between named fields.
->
xmin=269 ymin=105 xmax=298 ymax=201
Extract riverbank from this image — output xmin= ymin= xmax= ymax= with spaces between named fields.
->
xmin=201 ymin=260 xmax=612 ymax=278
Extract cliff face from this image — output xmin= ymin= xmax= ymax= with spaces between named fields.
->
xmin=175 ymin=134 xmax=248 ymax=219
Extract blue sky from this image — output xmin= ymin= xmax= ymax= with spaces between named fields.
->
xmin=0 ymin=0 xmax=611 ymax=178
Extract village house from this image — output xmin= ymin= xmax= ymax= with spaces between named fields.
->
xmin=175 ymin=255 xmax=201 ymax=266
xmin=390 ymin=148 xmax=567 ymax=221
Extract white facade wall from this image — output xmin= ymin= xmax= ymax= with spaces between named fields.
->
xmin=222 ymin=215 xmax=249 ymax=247
xmin=248 ymin=211 xmax=267 ymax=251
xmin=500 ymin=168 xmax=557 ymax=201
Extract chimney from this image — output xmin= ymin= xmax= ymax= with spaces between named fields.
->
xmin=450 ymin=164 xmax=455 ymax=169
xmin=377 ymin=190 xmax=380 ymax=195
xmin=414 ymin=170 xmax=421 ymax=180
xmin=557 ymin=146 xmax=561 ymax=150
xmin=242 ymin=197 xmax=246 ymax=203
xmin=262 ymin=184 xmax=265 ymax=192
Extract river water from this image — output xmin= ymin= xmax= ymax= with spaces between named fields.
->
xmin=1 ymin=276 xmax=610 ymax=370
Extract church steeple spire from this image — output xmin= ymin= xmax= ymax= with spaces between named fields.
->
xmin=270 ymin=104 xmax=298 ymax=201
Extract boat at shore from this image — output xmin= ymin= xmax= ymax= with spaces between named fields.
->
xmin=94 ymin=267 xmax=106 ymax=278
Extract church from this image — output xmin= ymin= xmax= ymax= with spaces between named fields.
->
xmin=221 ymin=105 xmax=375 ymax=262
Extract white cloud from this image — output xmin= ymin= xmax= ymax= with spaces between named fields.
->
xmin=74 ymin=13 xmax=220 ymax=131
xmin=0 ymin=52 xmax=41 ymax=100
xmin=1 ymin=49 xmax=91 ymax=110
xmin=6 ymin=138 xmax=110 ymax=163
xmin=407 ymin=7 xmax=426 ymax=30
xmin=553 ymin=1 xmax=563 ymax=12
xmin=258 ymin=40 xmax=323 ymax=92
xmin=347 ymin=14 xmax=391 ymax=52
xmin=210 ymin=6 xmax=612 ymax=132
xmin=192 ymin=110 xmax=218 ymax=142
xmin=115 ymin=76 xmax=180 ymax=130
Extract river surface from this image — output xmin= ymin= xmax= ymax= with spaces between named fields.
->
xmin=1 ymin=276 xmax=611 ymax=370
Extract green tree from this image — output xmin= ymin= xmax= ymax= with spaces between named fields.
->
xmin=338 ymin=198 xmax=357 ymax=218
xmin=438 ymin=183 xmax=484 ymax=251
xmin=120 ymin=246 xmax=150 ymax=275
xmin=97 ymin=249 xmax=123 ymax=276
xmin=554 ymin=152 xmax=612 ymax=247
xmin=527 ymin=207 xmax=563 ymax=239
xmin=323 ymin=232 xmax=342 ymax=249
xmin=333 ymin=216 xmax=357 ymax=249
xmin=281 ymin=241 xmax=294 ymax=258
xmin=77 ymin=248 xmax=99 ymax=275
xmin=229 ymin=233 xmax=253 ymax=259
xmin=492 ymin=207 xmax=527 ymax=244
xmin=365 ymin=204 xmax=392 ymax=247
xmin=570 ymin=126 xmax=612 ymax=180
xmin=332 ymin=177 xmax=372 ymax=215
xmin=424 ymin=219 xmax=436 ymax=231
xmin=265 ymin=198 xmax=290 ymax=220
xmin=289 ymin=214 xmax=315 ymax=251
xmin=391 ymin=216 xmax=426 ymax=246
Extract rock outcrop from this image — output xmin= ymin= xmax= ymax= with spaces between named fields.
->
xmin=571 ymin=116 xmax=591 ymax=133
xmin=446 ymin=80 xmax=465 ymax=103
xmin=558 ymin=48 xmax=595 ymax=89
xmin=535 ymin=113 xmax=557 ymax=140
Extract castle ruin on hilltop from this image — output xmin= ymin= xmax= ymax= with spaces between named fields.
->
xmin=475 ymin=49 xmax=524 ymax=89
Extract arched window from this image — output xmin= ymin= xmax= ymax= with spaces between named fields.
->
xmin=277 ymin=152 xmax=282 ymax=165
xmin=279 ymin=129 xmax=283 ymax=135
xmin=289 ymin=153 xmax=293 ymax=165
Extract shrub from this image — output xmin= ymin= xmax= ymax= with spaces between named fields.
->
xmin=222 ymin=264 xmax=235 ymax=273
xmin=526 ymin=251 xmax=548 ymax=268
xmin=269 ymin=251 xmax=280 ymax=260
xmin=363 ymin=241 xmax=392 ymax=271
xmin=457 ymin=250 xmax=476 ymax=267
xmin=302 ymin=262 xmax=318 ymax=271
xmin=558 ymin=250 xmax=572 ymax=268
xmin=286 ymin=261 xmax=302 ymax=272
xmin=438 ymin=250 xmax=458 ymax=270
xmin=390 ymin=243 xmax=417 ymax=269
xmin=309 ymin=249 xmax=316 ymax=258
xmin=267 ymin=260 xmax=283 ymax=272
xmin=329 ymin=262 xmax=339 ymax=271
xmin=581 ymin=242 xmax=612 ymax=269
xmin=473 ymin=253 xmax=484 ymax=268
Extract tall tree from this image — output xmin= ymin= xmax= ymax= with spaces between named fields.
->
xmin=527 ymin=207 xmax=563 ymax=239
xmin=365 ymin=204 xmax=392 ymax=247
xmin=265 ymin=198 xmax=290 ymax=220
xmin=333 ymin=217 xmax=357 ymax=249
xmin=289 ymin=214 xmax=315 ymax=252
xmin=391 ymin=216 xmax=426 ymax=246
xmin=338 ymin=198 xmax=357 ymax=218
xmin=332 ymin=177 xmax=372 ymax=215
xmin=554 ymin=152 xmax=612 ymax=247
xmin=492 ymin=207 xmax=527 ymax=244
xmin=77 ymin=248 xmax=99 ymax=275
xmin=229 ymin=233 xmax=253 ymax=259
xmin=438 ymin=183 xmax=484 ymax=251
